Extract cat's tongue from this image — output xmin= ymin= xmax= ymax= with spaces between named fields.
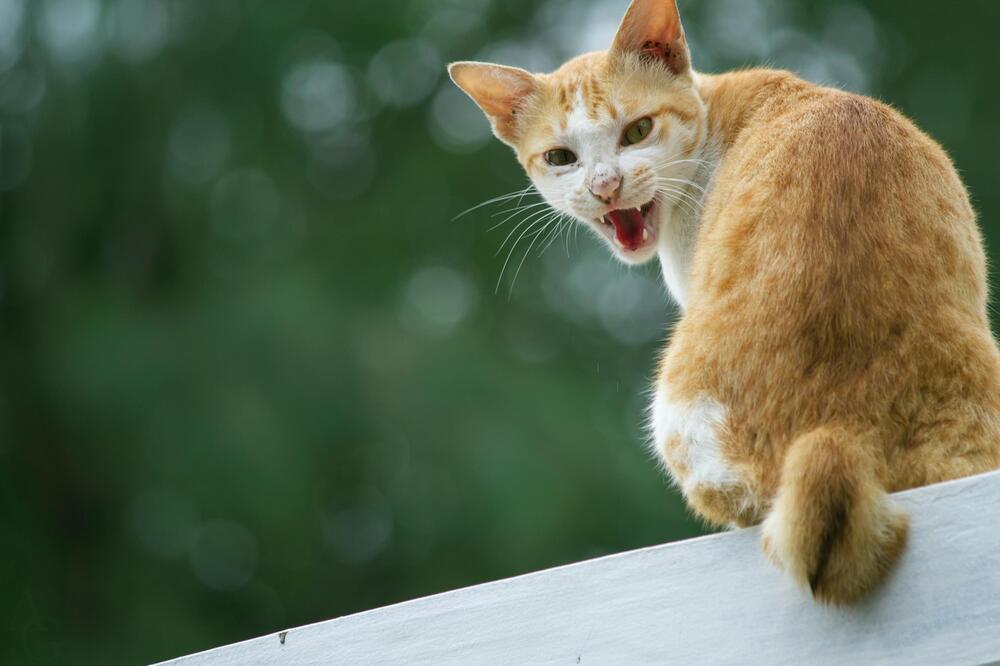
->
xmin=605 ymin=207 xmax=646 ymax=250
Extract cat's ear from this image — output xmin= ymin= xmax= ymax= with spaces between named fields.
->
xmin=448 ymin=62 xmax=537 ymax=143
xmin=611 ymin=0 xmax=691 ymax=75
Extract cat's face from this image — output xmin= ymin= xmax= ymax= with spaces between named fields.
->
xmin=515 ymin=54 xmax=704 ymax=265
xmin=450 ymin=0 xmax=703 ymax=265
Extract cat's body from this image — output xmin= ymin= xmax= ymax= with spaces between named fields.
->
xmin=654 ymin=68 xmax=1000 ymax=600
xmin=450 ymin=0 xmax=1000 ymax=603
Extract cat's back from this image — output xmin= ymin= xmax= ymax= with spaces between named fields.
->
xmin=674 ymin=69 xmax=1000 ymax=491
xmin=694 ymin=69 xmax=986 ymax=318
xmin=706 ymin=70 xmax=971 ymax=226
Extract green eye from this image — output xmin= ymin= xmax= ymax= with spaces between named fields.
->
xmin=544 ymin=149 xmax=577 ymax=166
xmin=622 ymin=117 xmax=653 ymax=146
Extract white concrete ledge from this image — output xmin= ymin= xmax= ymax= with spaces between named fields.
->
xmin=157 ymin=470 xmax=1000 ymax=666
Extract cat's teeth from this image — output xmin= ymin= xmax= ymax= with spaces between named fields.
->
xmin=641 ymin=228 xmax=650 ymax=242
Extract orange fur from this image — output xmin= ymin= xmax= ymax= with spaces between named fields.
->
xmin=449 ymin=0 xmax=1000 ymax=604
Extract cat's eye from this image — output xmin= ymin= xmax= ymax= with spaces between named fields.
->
xmin=544 ymin=148 xmax=577 ymax=167
xmin=622 ymin=117 xmax=653 ymax=146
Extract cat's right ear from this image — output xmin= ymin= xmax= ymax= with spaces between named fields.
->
xmin=448 ymin=62 xmax=537 ymax=144
xmin=611 ymin=0 xmax=691 ymax=76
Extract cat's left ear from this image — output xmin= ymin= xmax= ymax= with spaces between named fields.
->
xmin=611 ymin=0 xmax=691 ymax=76
xmin=448 ymin=62 xmax=538 ymax=144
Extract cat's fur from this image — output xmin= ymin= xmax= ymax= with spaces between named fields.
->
xmin=449 ymin=0 xmax=1000 ymax=603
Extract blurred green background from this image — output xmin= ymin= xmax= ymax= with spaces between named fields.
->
xmin=1 ymin=0 xmax=998 ymax=663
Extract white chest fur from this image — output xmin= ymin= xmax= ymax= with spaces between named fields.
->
xmin=657 ymin=207 xmax=697 ymax=309
xmin=649 ymin=385 xmax=742 ymax=495
xmin=656 ymin=129 xmax=722 ymax=312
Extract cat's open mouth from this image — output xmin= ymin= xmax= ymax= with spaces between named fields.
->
xmin=600 ymin=201 xmax=657 ymax=252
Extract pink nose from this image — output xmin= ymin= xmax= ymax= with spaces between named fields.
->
xmin=589 ymin=165 xmax=622 ymax=203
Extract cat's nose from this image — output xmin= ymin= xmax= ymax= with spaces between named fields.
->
xmin=588 ymin=165 xmax=622 ymax=204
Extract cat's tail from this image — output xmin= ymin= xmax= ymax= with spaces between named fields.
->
xmin=761 ymin=425 xmax=908 ymax=604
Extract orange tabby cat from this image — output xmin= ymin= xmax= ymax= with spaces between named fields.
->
xmin=449 ymin=0 xmax=1000 ymax=603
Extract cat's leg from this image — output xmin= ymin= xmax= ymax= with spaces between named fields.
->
xmin=651 ymin=385 xmax=763 ymax=527
xmin=762 ymin=425 xmax=908 ymax=604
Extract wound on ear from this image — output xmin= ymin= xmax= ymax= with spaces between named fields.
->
xmin=640 ymin=39 xmax=688 ymax=75
xmin=641 ymin=40 xmax=669 ymax=59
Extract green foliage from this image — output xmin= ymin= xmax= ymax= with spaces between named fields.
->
xmin=1 ymin=0 xmax=998 ymax=663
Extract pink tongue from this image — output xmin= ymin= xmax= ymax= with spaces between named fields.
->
xmin=607 ymin=208 xmax=645 ymax=250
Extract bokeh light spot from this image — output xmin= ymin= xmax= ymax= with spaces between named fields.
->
xmin=210 ymin=169 xmax=281 ymax=241
xmin=0 ymin=0 xmax=25 ymax=73
xmin=367 ymin=39 xmax=442 ymax=109
xmin=306 ymin=128 xmax=377 ymax=201
xmin=168 ymin=104 xmax=231 ymax=186
xmin=128 ymin=489 xmax=199 ymax=560
xmin=324 ymin=502 xmax=393 ymax=565
xmin=107 ymin=0 xmax=171 ymax=64
xmin=281 ymin=58 xmax=356 ymax=133
xmin=400 ymin=266 xmax=478 ymax=338
xmin=189 ymin=521 xmax=259 ymax=591
xmin=0 ymin=55 xmax=46 ymax=114
xmin=0 ymin=121 xmax=32 ymax=191
xmin=428 ymin=83 xmax=492 ymax=153
xmin=37 ymin=0 xmax=103 ymax=65
xmin=421 ymin=0 xmax=492 ymax=46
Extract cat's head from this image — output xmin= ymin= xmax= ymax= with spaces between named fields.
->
xmin=449 ymin=0 xmax=704 ymax=265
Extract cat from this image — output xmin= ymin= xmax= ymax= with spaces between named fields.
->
xmin=448 ymin=0 xmax=1000 ymax=604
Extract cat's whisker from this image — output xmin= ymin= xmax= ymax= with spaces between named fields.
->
xmin=657 ymin=196 xmax=694 ymax=220
xmin=651 ymin=158 xmax=715 ymax=180
xmin=655 ymin=157 xmax=713 ymax=168
xmin=651 ymin=157 xmax=714 ymax=185
xmin=496 ymin=211 xmax=561 ymax=294
xmin=496 ymin=219 xmax=547 ymax=288
xmin=486 ymin=201 xmax=551 ymax=234
xmin=549 ymin=218 xmax=567 ymax=257
xmin=660 ymin=188 xmax=700 ymax=216
xmin=509 ymin=213 xmax=561 ymax=297
xmin=515 ymin=205 xmax=565 ymax=244
xmin=494 ymin=217 xmax=534 ymax=256
xmin=487 ymin=213 xmax=528 ymax=233
xmin=654 ymin=176 xmax=708 ymax=195
xmin=495 ymin=206 xmax=558 ymax=257
xmin=654 ymin=183 xmax=705 ymax=210
xmin=670 ymin=196 xmax=699 ymax=219
xmin=656 ymin=191 xmax=698 ymax=218
xmin=490 ymin=196 xmax=568 ymax=233
xmin=656 ymin=191 xmax=703 ymax=218
xmin=490 ymin=200 xmax=550 ymax=219
xmin=496 ymin=209 xmax=554 ymax=256
xmin=652 ymin=180 xmax=705 ymax=206
xmin=452 ymin=184 xmax=538 ymax=221
xmin=538 ymin=214 xmax=572 ymax=256
xmin=512 ymin=182 xmax=537 ymax=209
xmin=656 ymin=187 xmax=702 ymax=212
xmin=535 ymin=217 xmax=563 ymax=256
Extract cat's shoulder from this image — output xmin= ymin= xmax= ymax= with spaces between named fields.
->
xmin=708 ymin=69 xmax=943 ymax=183
xmin=705 ymin=68 xmax=913 ymax=145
